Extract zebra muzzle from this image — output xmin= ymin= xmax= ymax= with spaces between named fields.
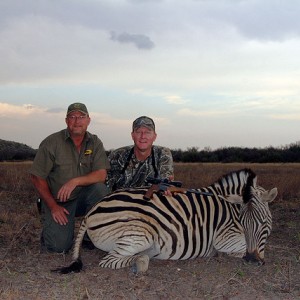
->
xmin=243 ymin=251 xmax=265 ymax=266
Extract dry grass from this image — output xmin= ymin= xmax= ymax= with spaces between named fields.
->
xmin=0 ymin=162 xmax=299 ymax=299
xmin=174 ymin=162 xmax=300 ymax=201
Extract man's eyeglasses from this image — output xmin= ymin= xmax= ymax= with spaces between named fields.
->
xmin=67 ymin=115 xmax=88 ymax=121
xmin=134 ymin=130 xmax=153 ymax=137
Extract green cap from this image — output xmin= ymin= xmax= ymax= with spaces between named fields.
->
xmin=67 ymin=102 xmax=89 ymax=115
xmin=132 ymin=116 xmax=155 ymax=131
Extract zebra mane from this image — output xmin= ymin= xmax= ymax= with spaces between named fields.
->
xmin=241 ymin=168 xmax=257 ymax=204
xmin=214 ymin=168 xmax=257 ymax=202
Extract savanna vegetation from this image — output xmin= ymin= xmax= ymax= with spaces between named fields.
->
xmin=0 ymin=162 xmax=299 ymax=299
xmin=1 ymin=138 xmax=300 ymax=163
xmin=171 ymin=142 xmax=300 ymax=163
xmin=0 ymin=139 xmax=36 ymax=161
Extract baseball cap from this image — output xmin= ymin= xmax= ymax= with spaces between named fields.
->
xmin=67 ymin=103 xmax=89 ymax=115
xmin=132 ymin=116 xmax=155 ymax=131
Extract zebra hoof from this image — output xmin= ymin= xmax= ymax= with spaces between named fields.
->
xmin=131 ymin=255 xmax=149 ymax=274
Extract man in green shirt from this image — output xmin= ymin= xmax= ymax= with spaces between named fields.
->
xmin=30 ymin=103 xmax=110 ymax=253
xmin=106 ymin=116 xmax=174 ymax=192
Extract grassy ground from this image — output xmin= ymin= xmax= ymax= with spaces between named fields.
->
xmin=0 ymin=162 xmax=299 ymax=299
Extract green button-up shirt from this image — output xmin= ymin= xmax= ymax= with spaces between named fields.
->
xmin=30 ymin=129 xmax=110 ymax=200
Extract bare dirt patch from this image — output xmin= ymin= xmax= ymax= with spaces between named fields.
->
xmin=0 ymin=163 xmax=299 ymax=299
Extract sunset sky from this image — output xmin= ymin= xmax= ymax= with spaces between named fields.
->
xmin=1 ymin=0 xmax=299 ymax=150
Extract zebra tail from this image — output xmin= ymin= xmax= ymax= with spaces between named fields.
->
xmin=51 ymin=218 xmax=87 ymax=274
xmin=51 ymin=259 xmax=83 ymax=274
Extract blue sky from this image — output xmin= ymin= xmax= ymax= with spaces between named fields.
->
xmin=1 ymin=0 xmax=299 ymax=150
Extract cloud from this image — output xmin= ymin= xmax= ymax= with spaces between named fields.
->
xmin=177 ymin=108 xmax=229 ymax=117
xmin=90 ymin=112 xmax=131 ymax=127
xmin=0 ymin=102 xmax=131 ymax=149
xmin=164 ymin=95 xmax=188 ymax=105
xmin=0 ymin=102 xmax=43 ymax=116
xmin=110 ymin=31 xmax=155 ymax=49
xmin=270 ymin=113 xmax=300 ymax=121
xmin=128 ymin=0 xmax=162 ymax=3
xmin=46 ymin=107 xmax=66 ymax=113
xmin=211 ymin=0 xmax=300 ymax=42
xmin=0 ymin=14 xmax=116 ymax=84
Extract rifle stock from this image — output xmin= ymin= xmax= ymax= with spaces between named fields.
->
xmin=143 ymin=185 xmax=188 ymax=200
xmin=143 ymin=184 xmax=159 ymax=200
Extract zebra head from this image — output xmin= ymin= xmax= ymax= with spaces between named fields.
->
xmin=220 ymin=171 xmax=278 ymax=265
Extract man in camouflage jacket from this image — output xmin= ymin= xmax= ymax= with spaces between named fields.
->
xmin=106 ymin=116 xmax=174 ymax=191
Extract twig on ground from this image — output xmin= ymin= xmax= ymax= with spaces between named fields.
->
xmin=1 ymin=220 xmax=32 ymax=260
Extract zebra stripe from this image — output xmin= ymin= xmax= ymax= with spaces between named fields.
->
xmin=52 ymin=168 xmax=277 ymax=274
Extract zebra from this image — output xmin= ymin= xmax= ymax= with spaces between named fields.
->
xmin=52 ymin=168 xmax=278 ymax=274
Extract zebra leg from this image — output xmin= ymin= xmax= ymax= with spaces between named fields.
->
xmin=98 ymin=235 xmax=155 ymax=273
xmin=131 ymin=255 xmax=150 ymax=274
xmin=226 ymin=252 xmax=245 ymax=258
xmin=99 ymin=252 xmax=150 ymax=274
xmin=213 ymin=232 xmax=246 ymax=258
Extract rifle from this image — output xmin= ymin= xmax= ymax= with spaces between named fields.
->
xmin=143 ymin=177 xmax=213 ymax=200
xmin=145 ymin=177 xmax=183 ymax=187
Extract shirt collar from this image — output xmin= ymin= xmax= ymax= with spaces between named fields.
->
xmin=64 ymin=129 xmax=90 ymax=142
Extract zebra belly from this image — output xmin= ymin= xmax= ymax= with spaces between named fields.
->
xmin=86 ymin=212 xmax=217 ymax=260
xmin=86 ymin=217 xmax=163 ymax=256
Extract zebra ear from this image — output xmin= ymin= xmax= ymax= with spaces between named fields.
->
xmin=218 ymin=194 xmax=243 ymax=204
xmin=253 ymin=176 xmax=257 ymax=187
xmin=261 ymin=187 xmax=278 ymax=203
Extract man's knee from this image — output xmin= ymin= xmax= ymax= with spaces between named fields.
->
xmin=75 ymin=183 xmax=109 ymax=216
xmin=42 ymin=221 xmax=74 ymax=253
xmin=86 ymin=183 xmax=109 ymax=205
xmin=92 ymin=182 xmax=110 ymax=198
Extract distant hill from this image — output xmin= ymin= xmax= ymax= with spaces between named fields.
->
xmin=0 ymin=139 xmax=37 ymax=161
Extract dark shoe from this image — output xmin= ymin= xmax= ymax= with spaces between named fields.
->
xmin=82 ymin=239 xmax=95 ymax=250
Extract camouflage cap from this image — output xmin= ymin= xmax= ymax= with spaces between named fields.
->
xmin=132 ymin=116 xmax=155 ymax=131
xmin=67 ymin=102 xmax=89 ymax=115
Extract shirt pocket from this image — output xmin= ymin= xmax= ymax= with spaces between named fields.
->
xmin=53 ymin=156 xmax=74 ymax=176
xmin=79 ymin=154 xmax=93 ymax=174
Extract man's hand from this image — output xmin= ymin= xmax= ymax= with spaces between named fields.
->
xmin=57 ymin=178 xmax=78 ymax=202
xmin=164 ymin=189 xmax=172 ymax=196
xmin=51 ymin=204 xmax=70 ymax=225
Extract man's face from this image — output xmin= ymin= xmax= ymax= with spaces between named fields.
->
xmin=65 ymin=112 xmax=90 ymax=137
xmin=131 ymin=126 xmax=157 ymax=151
